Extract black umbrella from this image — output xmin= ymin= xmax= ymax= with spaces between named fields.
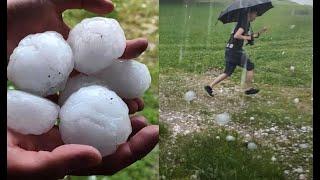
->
xmin=218 ymin=0 xmax=273 ymax=24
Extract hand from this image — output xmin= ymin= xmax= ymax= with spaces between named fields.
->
xmin=7 ymin=116 xmax=159 ymax=180
xmin=246 ymin=35 xmax=252 ymax=41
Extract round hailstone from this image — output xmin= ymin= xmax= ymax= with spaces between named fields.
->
xmin=250 ymin=116 xmax=255 ymax=120
xmin=294 ymin=98 xmax=300 ymax=104
xmin=59 ymin=85 xmax=132 ymax=156
xmin=7 ymin=31 xmax=73 ymax=96
xmin=271 ymin=156 xmax=277 ymax=162
xmin=93 ymin=60 xmax=151 ymax=98
xmin=58 ymin=74 xmax=107 ymax=105
xmin=299 ymin=174 xmax=306 ymax=180
xmin=68 ymin=17 xmax=126 ymax=74
xmin=215 ymin=112 xmax=231 ymax=125
xmin=226 ymin=135 xmax=235 ymax=141
xmin=247 ymin=142 xmax=257 ymax=150
xmin=290 ymin=66 xmax=295 ymax=72
xmin=184 ymin=91 xmax=196 ymax=102
xmin=7 ymin=90 xmax=59 ymax=135
xmin=299 ymin=143 xmax=308 ymax=149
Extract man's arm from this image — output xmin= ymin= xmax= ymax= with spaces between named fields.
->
xmin=234 ymin=27 xmax=252 ymax=41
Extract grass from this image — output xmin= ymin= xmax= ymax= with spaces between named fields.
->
xmin=160 ymin=125 xmax=285 ymax=179
xmin=159 ymin=0 xmax=312 ymax=179
xmin=7 ymin=0 xmax=159 ymax=179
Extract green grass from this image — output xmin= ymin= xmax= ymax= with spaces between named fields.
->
xmin=160 ymin=125 xmax=284 ymax=179
xmin=159 ymin=0 xmax=312 ymax=179
xmin=159 ymin=0 xmax=312 ymax=87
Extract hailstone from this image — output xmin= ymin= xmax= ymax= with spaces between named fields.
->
xmin=290 ymin=66 xmax=295 ymax=72
xmin=7 ymin=31 xmax=74 ymax=96
xmin=58 ymin=74 xmax=107 ymax=105
xmin=294 ymin=98 xmax=300 ymax=104
xmin=93 ymin=60 xmax=151 ymax=98
xmin=215 ymin=112 xmax=231 ymax=125
xmin=7 ymin=90 xmax=60 ymax=135
xmin=68 ymin=17 xmax=126 ymax=74
xmin=184 ymin=90 xmax=196 ymax=102
xmin=247 ymin=142 xmax=257 ymax=150
xmin=59 ymin=85 xmax=132 ymax=156
xmin=226 ymin=135 xmax=235 ymax=141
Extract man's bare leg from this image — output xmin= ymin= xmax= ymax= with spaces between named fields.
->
xmin=204 ymin=73 xmax=229 ymax=97
xmin=245 ymin=70 xmax=254 ymax=90
xmin=244 ymin=70 xmax=260 ymax=94
xmin=210 ymin=73 xmax=229 ymax=88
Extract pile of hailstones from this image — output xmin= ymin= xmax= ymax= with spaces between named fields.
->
xmin=7 ymin=17 xmax=151 ymax=157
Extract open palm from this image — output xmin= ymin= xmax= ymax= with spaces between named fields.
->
xmin=8 ymin=115 xmax=158 ymax=179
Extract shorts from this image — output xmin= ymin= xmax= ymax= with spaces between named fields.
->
xmin=224 ymin=48 xmax=254 ymax=76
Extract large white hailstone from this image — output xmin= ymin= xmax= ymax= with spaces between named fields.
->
xmin=93 ymin=60 xmax=151 ymax=98
xmin=215 ymin=112 xmax=231 ymax=125
xmin=184 ymin=90 xmax=196 ymax=102
xmin=294 ymin=98 xmax=300 ymax=104
xmin=68 ymin=17 xmax=126 ymax=74
xmin=250 ymin=116 xmax=255 ymax=121
xmin=59 ymin=85 xmax=132 ymax=156
xmin=7 ymin=90 xmax=59 ymax=135
xmin=226 ymin=135 xmax=235 ymax=141
xmin=7 ymin=31 xmax=73 ymax=96
xmin=247 ymin=142 xmax=257 ymax=150
xmin=271 ymin=156 xmax=277 ymax=162
xmin=58 ymin=74 xmax=107 ymax=105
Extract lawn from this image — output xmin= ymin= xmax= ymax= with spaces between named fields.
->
xmin=7 ymin=0 xmax=159 ymax=179
xmin=159 ymin=0 xmax=312 ymax=179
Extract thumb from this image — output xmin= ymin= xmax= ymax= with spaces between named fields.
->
xmin=40 ymin=144 xmax=102 ymax=178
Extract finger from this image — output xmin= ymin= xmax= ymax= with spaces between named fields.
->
xmin=120 ymin=38 xmax=148 ymax=60
xmin=133 ymin=98 xmax=144 ymax=111
xmin=123 ymin=99 xmax=139 ymax=114
xmin=130 ymin=116 xmax=148 ymax=137
xmin=59 ymin=21 xmax=71 ymax=40
xmin=70 ymin=125 xmax=159 ymax=176
xmin=54 ymin=0 xmax=114 ymax=14
xmin=8 ymin=144 xmax=102 ymax=179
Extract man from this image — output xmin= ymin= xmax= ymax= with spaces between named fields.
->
xmin=204 ymin=8 xmax=268 ymax=97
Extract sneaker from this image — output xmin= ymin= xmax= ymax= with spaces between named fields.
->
xmin=204 ymin=85 xmax=214 ymax=97
xmin=245 ymin=88 xmax=260 ymax=95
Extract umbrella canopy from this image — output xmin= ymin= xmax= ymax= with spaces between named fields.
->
xmin=218 ymin=0 xmax=273 ymax=24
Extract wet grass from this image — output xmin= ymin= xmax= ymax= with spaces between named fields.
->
xmin=160 ymin=1 xmax=312 ymax=179
xmin=160 ymin=125 xmax=285 ymax=179
xmin=159 ymin=1 xmax=312 ymax=87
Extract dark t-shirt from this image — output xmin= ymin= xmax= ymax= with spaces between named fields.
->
xmin=227 ymin=18 xmax=251 ymax=50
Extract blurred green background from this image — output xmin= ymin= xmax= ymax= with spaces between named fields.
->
xmin=8 ymin=0 xmax=159 ymax=179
